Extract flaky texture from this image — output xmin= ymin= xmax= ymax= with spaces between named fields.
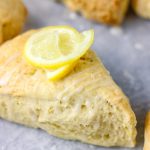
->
xmin=144 ymin=112 xmax=150 ymax=150
xmin=0 ymin=0 xmax=27 ymax=44
xmin=63 ymin=0 xmax=129 ymax=25
xmin=0 ymin=30 xmax=137 ymax=147
xmin=132 ymin=0 xmax=150 ymax=19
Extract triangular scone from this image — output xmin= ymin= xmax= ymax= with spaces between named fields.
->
xmin=0 ymin=31 xmax=137 ymax=147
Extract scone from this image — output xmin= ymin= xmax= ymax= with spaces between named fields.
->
xmin=0 ymin=0 xmax=27 ymax=44
xmin=63 ymin=0 xmax=129 ymax=25
xmin=131 ymin=0 xmax=150 ymax=19
xmin=144 ymin=112 xmax=150 ymax=150
xmin=0 ymin=30 xmax=137 ymax=147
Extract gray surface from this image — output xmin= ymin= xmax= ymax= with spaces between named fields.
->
xmin=0 ymin=0 xmax=150 ymax=149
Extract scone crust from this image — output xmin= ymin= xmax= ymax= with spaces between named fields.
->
xmin=144 ymin=112 xmax=150 ymax=150
xmin=63 ymin=0 xmax=129 ymax=25
xmin=0 ymin=0 xmax=27 ymax=44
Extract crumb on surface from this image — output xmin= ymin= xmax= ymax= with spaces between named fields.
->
xmin=134 ymin=43 xmax=143 ymax=50
xmin=109 ymin=27 xmax=123 ymax=36
xmin=69 ymin=12 xmax=78 ymax=20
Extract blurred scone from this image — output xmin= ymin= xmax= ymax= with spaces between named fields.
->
xmin=0 ymin=0 xmax=27 ymax=44
xmin=132 ymin=0 xmax=150 ymax=19
xmin=63 ymin=0 xmax=129 ymax=25
xmin=144 ymin=112 xmax=150 ymax=150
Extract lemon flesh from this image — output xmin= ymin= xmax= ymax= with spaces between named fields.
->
xmin=24 ymin=26 xmax=94 ymax=69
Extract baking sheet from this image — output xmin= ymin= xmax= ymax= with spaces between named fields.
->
xmin=0 ymin=0 xmax=150 ymax=149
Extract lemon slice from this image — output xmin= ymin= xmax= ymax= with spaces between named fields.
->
xmin=24 ymin=26 xmax=94 ymax=69
xmin=45 ymin=62 xmax=77 ymax=81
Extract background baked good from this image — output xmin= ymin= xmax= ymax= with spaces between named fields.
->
xmin=0 ymin=0 xmax=27 ymax=44
xmin=63 ymin=0 xmax=129 ymax=25
xmin=144 ymin=112 xmax=150 ymax=150
xmin=131 ymin=0 xmax=150 ymax=19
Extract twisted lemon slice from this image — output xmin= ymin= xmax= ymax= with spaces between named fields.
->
xmin=45 ymin=62 xmax=77 ymax=81
xmin=24 ymin=26 xmax=94 ymax=80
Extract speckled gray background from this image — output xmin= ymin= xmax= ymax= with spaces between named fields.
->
xmin=0 ymin=0 xmax=150 ymax=149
